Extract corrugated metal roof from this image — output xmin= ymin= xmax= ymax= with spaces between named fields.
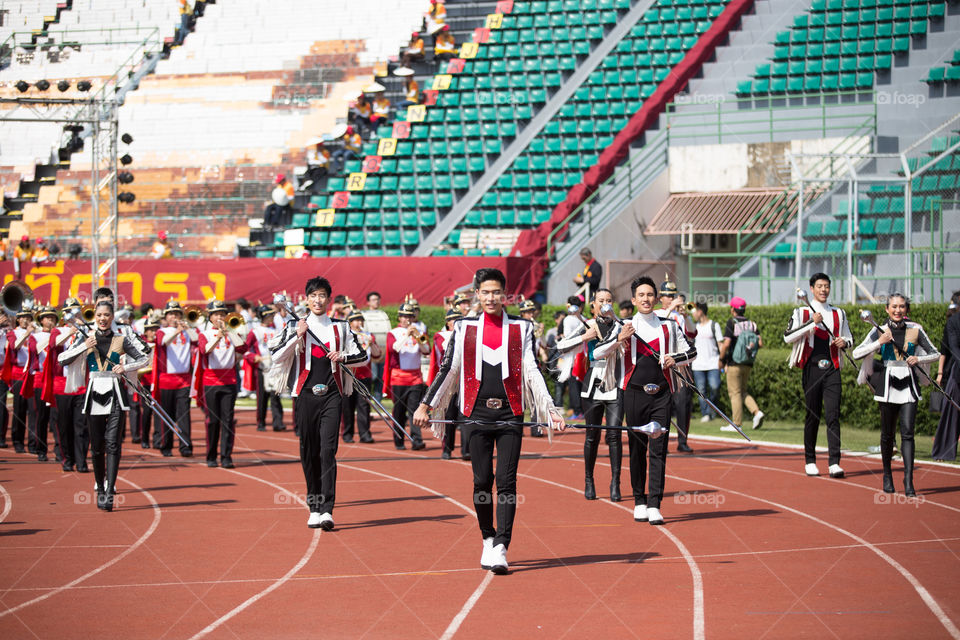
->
xmin=645 ymin=188 xmax=817 ymax=235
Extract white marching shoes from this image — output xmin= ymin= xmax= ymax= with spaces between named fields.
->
xmin=318 ymin=512 xmax=335 ymax=531
xmin=480 ymin=537 xmax=496 ymax=569
xmin=805 ymin=463 xmax=820 ymax=476
xmin=307 ymin=512 xmax=323 ymax=528
xmin=828 ymin=464 xmax=845 ymax=479
xmin=646 ymin=508 xmax=664 ymax=525
xmin=633 ymin=504 xmax=648 ymax=522
xmin=490 ymin=544 xmax=509 ymax=574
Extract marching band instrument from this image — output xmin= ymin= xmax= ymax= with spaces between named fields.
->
xmin=408 ymin=327 xmax=428 ymax=344
xmin=1 ymin=280 xmax=33 ymax=316
xmin=184 ymin=305 xmax=205 ymax=327
xmin=224 ymin=312 xmax=245 ymax=330
xmin=80 ymin=304 xmax=96 ymax=323
xmin=685 ymin=302 xmax=696 ymax=313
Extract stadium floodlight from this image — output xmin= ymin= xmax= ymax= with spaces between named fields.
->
xmin=35 ymin=79 xmax=50 ymax=91
xmin=57 ymin=79 xmax=70 ymax=92
xmin=121 ymin=133 xmax=134 ymax=144
xmin=15 ymin=81 xmax=29 ymax=92
xmin=77 ymin=80 xmax=92 ymax=91
xmin=118 ymin=171 xmax=134 ymax=184
xmin=120 ymin=154 xmax=133 ymax=166
xmin=117 ymin=192 xmax=136 ymax=204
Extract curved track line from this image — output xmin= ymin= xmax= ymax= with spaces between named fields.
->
xmin=187 ymin=467 xmax=321 ymax=640
xmin=667 ymin=471 xmax=960 ymax=639
xmin=517 ymin=471 xmax=705 ymax=640
xmin=0 ymin=476 xmax=161 ymax=618
xmin=0 ymin=483 xmax=11 ymax=523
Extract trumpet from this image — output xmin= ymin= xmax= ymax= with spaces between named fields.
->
xmin=184 ymin=305 xmax=205 ymax=327
xmin=408 ymin=327 xmax=428 ymax=344
xmin=685 ymin=302 xmax=696 ymax=313
xmin=224 ymin=312 xmax=245 ymax=331
xmin=81 ymin=304 xmax=96 ymax=323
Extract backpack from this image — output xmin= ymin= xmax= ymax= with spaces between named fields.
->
xmin=731 ymin=320 xmax=760 ymax=365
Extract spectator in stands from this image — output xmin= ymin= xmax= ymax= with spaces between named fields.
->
xmin=691 ymin=302 xmax=723 ymax=422
xmin=264 ymin=174 xmax=295 ymax=230
xmin=719 ymin=296 xmax=764 ymax=432
xmin=425 ymin=0 xmax=447 ymax=35
xmin=331 ymin=127 xmax=362 ymax=174
xmin=175 ymin=0 xmax=193 ymax=46
xmin=399 ymin=77 xmax=420 ymax=108
xmin=433 ymin=25 xmax=457 ymax=61
xmin=31 ymin=238 xmax=50 ymax=263
xmin=0 ymin=236 xmax=7 ymax=260
xmin=573 ymin=247 xmax=602 ymax=295
xmin=151 ymin=231 xmax=173 ymax=259
xmin=371 ymin=95 xmax=391 ymax=132
xmin=13 ymin=236 xmax=32 ymax=278
xmin=395 ymin=32 xmax=425 ymax=76
xmin=193 ymin=0 xmax=206 ymax=16
xmin=301 ymin=141 xmax=331 ymax=192
xmin=618 ymin=300 xmax=634 ymax=319
xmin=351 ymin=94 xmax=375 ymax=138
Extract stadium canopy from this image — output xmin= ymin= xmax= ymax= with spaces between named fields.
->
xmin=644 ymin=188 xmax=819 ymax=235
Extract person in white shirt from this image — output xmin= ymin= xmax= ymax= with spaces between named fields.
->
xmin=152 ymin=301 xmax=197 ymax=457
xmin=26 ymin=305 xmax=57 ymax=460
xmin=268 ymin=276 xmax=367 ymax=530
xmin=558 ymin=295 xmax=588 ymax=418
xmin=690 ymin=302 xmax=724 ymax=423
xmin=383 ymin=303 xmax=430 ymax=450
xmin=361 ymin=291 xmax=391 ymax=398
xmin=655 ymin=282 xmax=697 ymax=454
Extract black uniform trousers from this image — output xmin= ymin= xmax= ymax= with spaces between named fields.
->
xmin=295 ymin=390 xmax=341 ymax=514
xmin=467 ymin=406 xmax=523 ymax=549
xmin=0 ymin=379 xmax=8 ymax=445
xmin=28 ymin=389 xmax=50 ymax=456
xmin=802 ymin=362 xmax=842 ymax=465
xmin=89 ymin=402 xmax=123 ymax=494
xmin=442 ymin=393 xmax=469 ymax=456
xmin=623 ymin=388 xmax=672 ymax=509
xmin=157 ymin=386 xmax=192 ymax=454
xmin=390 ymin=384 xmax=424 ymax=448
xmin=130 ymin=391 xmax=153 ymax=447
xmin=256 ymin=369 xmax=284 ymax=430
xmin=341 ymin=377 xmax=373 ymax=441
xmin=672 ymin=384 xmax=693 ymax=447
xmin=204 ymin=384 xmax=237 ymax=463
xmin=10 ymin=379 xmax=31 ymax=450
xmin=54 ymin=394 xmax=88 ymax=471
xmin=583 ymin=390 xmax=624 ymax=468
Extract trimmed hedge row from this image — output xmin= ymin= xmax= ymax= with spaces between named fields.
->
xmin=380 ymin=302 xmax=950 ymax=434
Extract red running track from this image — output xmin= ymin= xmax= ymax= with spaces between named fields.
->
xmin=1 ymin=407 xmax=959 ymax=639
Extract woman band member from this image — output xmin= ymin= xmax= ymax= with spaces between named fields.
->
xmin=932 ymin=292 xmax=960 ymax=460
xmin=268 ymin=277 xmax=367 ymax=530
xmin=43 ymin=298 xmax=89 ymax=471
xmin=2 ymin=303 xmax=37 ymax=453
xmin=58 ymin=301 xmax=150 ymax=511
xmin=853 ymin=294 xmax=939 ymax=496
xmin=414 ymin=268 xmax=564 ymax=574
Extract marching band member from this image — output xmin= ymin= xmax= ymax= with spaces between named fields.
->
xmin=556 ymin=289 xmax=624 ymax=501
xmin=853 ymin=294 xmax=939 ymax=496
xmin=414 ymin=268 xmax=564 ymax=574
xmin=244 ymin=304 xmax=285 ymax=432
xmin=518 ymin=299 xmax=545 ymax=437
xmin=341 ymin=310 xmax=379 ymax=444
xmin=2 ymin=303 xmax=37 ymax=453
xmin=58 ymin=301 xmax=150 ymax=511
xmin=783 ymin=273 xmax=853 ymax=478
xmin=195 ymin=300 xmax=247 ymax=468
xmin=268 ymin=276 xmax=367 ymax=530
xmin=429 ymin=308 xmax=465 ymax=459
xmin=131 ymin=314 xmax=159 ymax=449
xmin=23 ymin=304 xmax=58 ymax=460
xmin=0 ymin=312 xmax=9 ymax=448
xmin=655 ymin=281 xmax=697 ymax=454
xmin=594 ymin=276 xmax=696 ymax=526
xmin=43 ymin=298 xmax=88 ymax=471
xmin=152 ymin=301 xmax=196 ymax=457
xmin=383 ymin=302 xmax=429 ymax=450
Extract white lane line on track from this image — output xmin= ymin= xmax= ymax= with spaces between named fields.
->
xmin=187 ymin=468 xmax=321 ymax=640
xmin=667 ymin=471 xmax=960 ymax=639
xmin=0 ymin=477 xmax=161 ymax=619
xmin=517 ymin=471 xmax=705 ymax=640
xmin=0 ymin=483 xmax=11 ymax=523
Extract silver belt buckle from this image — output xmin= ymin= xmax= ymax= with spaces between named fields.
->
xmin=643 ymin=383 xmax=662 ymax=395
xmin=311 ymin=384 xmax=329 ymax=396
xmin=817 ymin=359 xmax=831 ymax=370
xmin=484 ymin=398 xmax=503 ymax=409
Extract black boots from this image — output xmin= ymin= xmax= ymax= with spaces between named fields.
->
xmin=584 ymin=437 xmax=598 ymax=500
xmin=901 ymin=437 xmax=916 ymax=497
xmin=880 ymin=436 xmax=895 ymax=494
xmin=97 ymin=453 xmax=120 ymax=512
xmin=609 ymin=440 xmax=622 ymax=502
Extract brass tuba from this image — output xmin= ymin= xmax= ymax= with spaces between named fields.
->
xmin=1 ymin=280 xmax=33 ymax=317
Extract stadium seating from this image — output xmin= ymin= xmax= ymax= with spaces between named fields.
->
xmin=738 ymin=0 xmax=947 ymax=97
xmin=925 ymin=49 xmax=960 ymax=84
